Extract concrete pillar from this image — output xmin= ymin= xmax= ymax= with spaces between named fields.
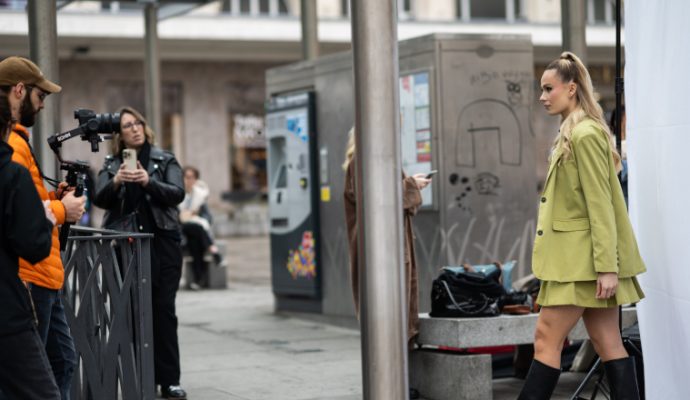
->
xmin=144 ymin=3 xmax=162 ymax=134
xmin=301 ymin=0 xmax=319 ymax=60
xmin=27 ymin=0 xmax=59 ymax=179
xmin=350 ymin=0 xmax=408 ymax=398
xmin=561 ymin=0 xmax=587 ymax=64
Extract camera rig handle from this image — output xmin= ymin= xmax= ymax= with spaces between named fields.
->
xmin=47 ymin=126 xmax=112 ymax=156
xmin=58 ymin=161 xmax=90 ymax=251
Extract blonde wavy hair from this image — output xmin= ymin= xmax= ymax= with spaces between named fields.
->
xmin=110 ymin=106 xmax=156 ymax=155
xmin=342 ymin=126 xmax=355 ymax=171
xmin=547 ymin=52 xmax=621 ymax=172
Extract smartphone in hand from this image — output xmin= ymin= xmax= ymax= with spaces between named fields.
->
xmin=122 ymin=149 xmax=137 ymax=170
xmin=425 ymin=170 xmax=438 ymax=179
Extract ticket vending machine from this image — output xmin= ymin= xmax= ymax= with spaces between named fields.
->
xmin=265 ymin=92 xmax=321 ymax=311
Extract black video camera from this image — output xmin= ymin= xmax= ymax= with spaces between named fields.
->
xmin=47 ymin=110 xmax=120 ymax=250
xmin=48 ymin=109 xmax=120 ymax=154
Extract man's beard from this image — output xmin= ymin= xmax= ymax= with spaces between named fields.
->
xmin=19 ymin=93 xmax=37 ymax=127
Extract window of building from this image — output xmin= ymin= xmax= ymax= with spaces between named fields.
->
xmin=259 ymin=0 xmax=269 ymax=14
xmin=230 ymin=114 xmax=267 ymax=192
xmin=398 ymin=0 xmax=413 ymax=20
xmin=0 ymin=0 xmax=26 ymax=10
xmin=457 ymin=0 xmax=523 ymax=22
xmin=239 ymin=0 xmax=250 ymax=14
xmin=588 ymin=0 xmax=614 ymax=24
xmin=341 ymin=0 xmax=350 ymax=17
xmin=278 ymin=0 xmax=288 ymax=14
xmin=470 ymin=0 xmax=506 ymax=19
xmin=224 ymin=0 xmax=290 ymax=16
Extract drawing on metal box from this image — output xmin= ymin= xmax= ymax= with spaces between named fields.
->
xmin=413 ymin=217 xmax=535 ymax=282
xmin=474 ymin=172 xmax=500 ymax=195
xmin=506 ymin=80 xmax=523 ymax=106
xmin=455 ymin=99 xmax=523 ymax=167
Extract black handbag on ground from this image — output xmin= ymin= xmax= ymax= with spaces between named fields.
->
xmin=429 ymin=266 xmax=506 ymax=318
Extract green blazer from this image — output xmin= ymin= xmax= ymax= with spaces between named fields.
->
xmin=532 ymin=119 xmax=646 ymax=282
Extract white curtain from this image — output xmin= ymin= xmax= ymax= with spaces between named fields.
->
xmin=626 ymin=1 xmax=690 ymax=398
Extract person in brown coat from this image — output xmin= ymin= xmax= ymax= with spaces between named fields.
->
xmin=342 ymin=128 xmax=431 ymax=346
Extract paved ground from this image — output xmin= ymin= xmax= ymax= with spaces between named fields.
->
xmin=171 ymin=235 xmax=601 ymax=399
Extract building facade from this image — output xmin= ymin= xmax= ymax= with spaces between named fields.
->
xmin=0 ymin=0 xmax=621 ymax=229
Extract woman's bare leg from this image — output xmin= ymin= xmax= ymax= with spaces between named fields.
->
xmin=582 ymin=307 xmax=628 ymax=361
xmin=533 ymin=305 xmax=585 ymax=368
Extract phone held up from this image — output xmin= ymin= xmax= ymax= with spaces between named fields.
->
xmin=425 ymin=170 xmax=438 ymax=179
xmin=122 ymin=149 xmax=137 ymax=170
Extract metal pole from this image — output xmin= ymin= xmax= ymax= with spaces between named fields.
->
xmin=350 ymin=0 xmax=408 ymax=399
xmin=615 ymin=0 xmax=623 ymax=154
xmin=561 ymin=0 xmax=587 ymax=64
xmin=144 ymin=2 xmax=162 ymax=134
xmin=300 ymin=0 xmax=319 ymax=60
xmin=27 ymin=0 xmax=59 ymax=179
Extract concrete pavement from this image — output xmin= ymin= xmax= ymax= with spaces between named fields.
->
xmin=172 ymin=236 xmax=602 ymax=399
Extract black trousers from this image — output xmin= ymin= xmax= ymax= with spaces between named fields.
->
xmin=0 ymin=327 xmax=60 ymax=399
xmin=151 ymin=236 xmax=183 ymax=387
xmin=182 ymin=222 xmax=213 ymax=284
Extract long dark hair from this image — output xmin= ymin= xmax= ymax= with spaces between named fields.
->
xmin=0 ymin=93 xmax=12 ymax=141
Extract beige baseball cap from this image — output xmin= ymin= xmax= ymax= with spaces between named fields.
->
xmin=0 ymin=56 xmax=62 ymax=93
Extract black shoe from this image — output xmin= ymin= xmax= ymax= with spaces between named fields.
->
xmin=212 ymin=252 xmax=224 ymax=267
xmin=409 ymin=387 xmax=420 ymax=399
xmin=161 ymin=385 xmax=187 ymax=399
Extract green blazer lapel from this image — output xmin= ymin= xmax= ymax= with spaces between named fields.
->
xmin=543 ymin=150 xmax=560 ymax=191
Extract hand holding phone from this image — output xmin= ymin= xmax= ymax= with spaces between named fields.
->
xmin=425 ymin=170 xmax=438 ymax=179
xmin=122 ymin=149 xmax=137 ymax=170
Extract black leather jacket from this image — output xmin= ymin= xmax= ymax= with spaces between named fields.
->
xmin=94 ymin=146 xmax=185 ymax=232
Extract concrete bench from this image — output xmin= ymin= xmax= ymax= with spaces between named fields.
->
xmin=182 ymin=241 xmax=228 ymax=289
xmin=410 ymin=307 xmax=638 ymax=400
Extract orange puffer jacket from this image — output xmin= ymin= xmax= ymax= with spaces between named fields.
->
xmin=8 ymin=125 xmax=66 ymax=289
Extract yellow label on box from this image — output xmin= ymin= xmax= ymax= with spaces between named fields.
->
xmin=321 ymin=186 xmax=331 ymax=202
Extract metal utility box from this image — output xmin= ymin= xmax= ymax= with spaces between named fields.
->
xmin=266 ymin=34 xmax=537 ymax=317
xmin=265 ymin=92 xmax=322 ymax=312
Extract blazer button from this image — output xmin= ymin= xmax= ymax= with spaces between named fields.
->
xmin=541 ymin=197 xmax=546 ymax=203
xmin=537 ymin=230 xmax=543 ymax=236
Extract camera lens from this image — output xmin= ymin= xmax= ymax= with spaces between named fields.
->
xmin=96 ymin=113 xmax=121 ymax=133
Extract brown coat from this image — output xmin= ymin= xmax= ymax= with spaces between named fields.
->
xmin=343 ymin=158 xmax=422 ymax=342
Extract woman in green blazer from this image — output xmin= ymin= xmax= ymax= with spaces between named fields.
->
xmin=517 ymin=52 xmax=645 ymax=400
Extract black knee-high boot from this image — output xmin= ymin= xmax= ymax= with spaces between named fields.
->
xmin=604 ymin=357 xmax=641 ymax=400
xmin=517 ymin=359 xmax=561 ymax=400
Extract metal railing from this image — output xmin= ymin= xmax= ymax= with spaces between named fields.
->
xmin=61 ymin=226 xmax=155 ymax=400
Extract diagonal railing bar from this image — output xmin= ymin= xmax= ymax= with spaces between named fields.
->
xmin=61 ymin=227 xmax=154 ymax=400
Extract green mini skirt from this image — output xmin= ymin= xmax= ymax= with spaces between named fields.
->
xmin=537 ymin=277 xmax=645 ymax=308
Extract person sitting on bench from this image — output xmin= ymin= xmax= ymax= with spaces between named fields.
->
xmin=179 ymin=166 xmax=223 ymax=290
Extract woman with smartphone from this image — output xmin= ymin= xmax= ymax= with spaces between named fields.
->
xmin=342 ymin=128 xmax=431 ymax=399
xmin=93 ymin=106 xmax=187 ymax=400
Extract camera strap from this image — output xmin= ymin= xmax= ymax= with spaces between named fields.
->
xmin=16 ymin=131 xmax=61 ymax=189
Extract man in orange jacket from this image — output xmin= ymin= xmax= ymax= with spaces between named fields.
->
xmin=0 ymin=56 xmax=85 ymax=400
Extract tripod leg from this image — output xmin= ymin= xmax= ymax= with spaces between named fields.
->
xmin=591 ymin=368 xmax=610 ymax=400
xmin=570 ymin=357 xmax=602 ymax=400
